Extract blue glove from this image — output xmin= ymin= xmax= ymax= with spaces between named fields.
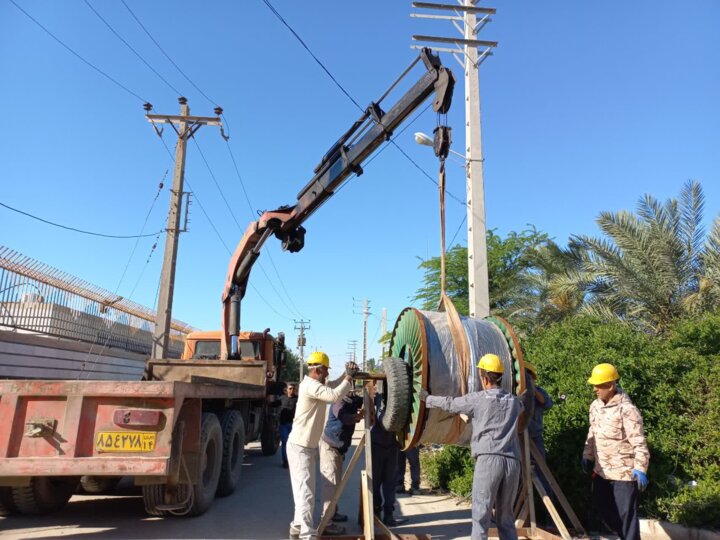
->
xmin=632 ymin=469 xmax=648 ymax=492
xmin=581 ymin=458 xmax=594 ymax=475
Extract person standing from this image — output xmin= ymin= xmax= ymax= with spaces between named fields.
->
xmin=525 ymin=362 xmax=553 ymax=460
xmin=419 ymin=353 xmax=523 ymax=540
xmin=582 ymin=363 xmax=650 ymax=540
xmin=370 ymin=388 xmax=406 ymax=526
xmin=287 ymin=352 xmax=358 ymax=540
xmin=396 ymin=447 xmax=421 ymax=495
xmin=279 ymin=382 xmax=298 ymax=468
xmin=319 ymin=391 xmax=364 ymax=535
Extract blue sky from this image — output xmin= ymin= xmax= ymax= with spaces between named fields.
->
xmin=1 ymin=1 xmax=719 ymax=374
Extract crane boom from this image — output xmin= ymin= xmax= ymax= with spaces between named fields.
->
xmin=221 ymin=48 xmax=454 ymax=359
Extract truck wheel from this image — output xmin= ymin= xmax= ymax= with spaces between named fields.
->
xmin=80 ymin=476 xmax=121 ymax=494
xmin=187 ymin=412 xmax=223 ymax=516
xmin=142 ymin=484 xmax=169 ymax=517
xmin=381 ymin=357 xmax=412 ymax=433
xmin=0 ymin=486 xmax=18 ymax=516
xmin=12 ymin=476 xmax=79 ymax=515
xmin=216 ymin=410 xmax=245 ymax=497
xmin=260 ymin=415 xmax=279 ymax=456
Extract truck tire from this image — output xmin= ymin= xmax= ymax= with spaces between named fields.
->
xmin=260 ymin=414 xmax=279 ymax=456
xmin=381 ymin=357 xmax=412 ymax=433
xmin=187 ymin=412 xmax=223 ymax=516
xmin=80 ymin=476 xmax=121 ymax=495
xmin=0 ymin=486 xmax=18 ymax=516
xmin=142 ymin=413 xmax=223 ymax=517
xmin=216 ymin=410 xmax=245 ymax=497
xmin=12 ymin=476 xmax=79 ymax=515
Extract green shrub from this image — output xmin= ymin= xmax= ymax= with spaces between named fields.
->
xmin=421 ymin=445 xmax=472 ymax=493
xmin=523 ymin=315 xmax=720 ymax=529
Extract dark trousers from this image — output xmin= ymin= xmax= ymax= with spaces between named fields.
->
xmin=372 ymin=443 xmax=398 ymax=513
xmin=279 ymin=423 xmax=292 ymax=465
xmin=397 ymin=447 xmax=420 ymax=489
xmin=593 ymin=475 xmax=640 ymax=540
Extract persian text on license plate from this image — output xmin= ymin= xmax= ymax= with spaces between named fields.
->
xmin=95 ymin=431 xmax=156 ymax=453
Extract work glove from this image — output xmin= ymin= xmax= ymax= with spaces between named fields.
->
xmin=581 ymin=458 xmax=594 ymax=475
xmin=417 ymin=388 xmax=429 ymax=401
xmin=345 ymin=361 xmax=359 ymax=378
xmin=632 ymin=469 xmax=648 ymax=492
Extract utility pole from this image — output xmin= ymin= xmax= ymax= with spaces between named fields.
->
xmin=380 ymin=307 xmax=387 ymax=359
xmin=411 ymin=1 xmax=497 ymax=318
xmin=347 ymin=340 xmax=358 ymax=364
xmin=147 ymin=98 xmax=224 ymax=358
xmin=353 ymin=298 xmax=371 ymax=370
xmin=294 ymin=319 xmax=310 ymax=379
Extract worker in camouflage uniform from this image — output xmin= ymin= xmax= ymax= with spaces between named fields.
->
xmin=420 ymin=353 xmax=523 ymax=540
xmin=582 ymin=363 xmax=650 ymax=540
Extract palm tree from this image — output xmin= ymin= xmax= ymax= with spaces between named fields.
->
xmin=572 ymin=180 xmax=720 ymax=333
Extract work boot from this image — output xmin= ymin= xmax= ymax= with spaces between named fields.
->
xmin=323 ymin=523 xmax=346 ymax=535
xmin=395 ymin=484 xmax=406 ymax=494
xmin=289 ymin=525 xmax=300 ymax=539
xmin=382 ymin=511 xmax=407 ymax=527
xmin=331 ymin=511 xmax=348 ymax=522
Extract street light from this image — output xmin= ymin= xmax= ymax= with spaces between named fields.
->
xmin=414 ymin=131 xmax=467 ymax=161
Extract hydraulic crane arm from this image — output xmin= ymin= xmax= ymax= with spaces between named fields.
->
xmin=221 ymin=48 xmax=454 ymax=359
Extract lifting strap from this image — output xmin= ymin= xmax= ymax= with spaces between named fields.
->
xmin=436 ymin=159 xmax=472 ymax=440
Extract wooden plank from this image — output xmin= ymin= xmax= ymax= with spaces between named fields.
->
xmin=522 ymin=434 xmax=537 ymax=538
xmin=532 ymin=474 xmax=571 ymax=540
xmin=363 ymin=389 xmax=375 ymax=540
xmin=361 ymin=470 xmax=374 ymax=540
xmin=529 ymin=441 xmax=585 ymax=535
xmin=374 ymin=515 xmax=400 ymax=540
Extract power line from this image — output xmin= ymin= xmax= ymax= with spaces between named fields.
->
xmin=222 ymin=138 xmax=306 ymax=319
xmin=120 ymin=0 xmax=218 ymax=106
xmin=156 ymin=137 xmax=293 ymax=321
xmin=83 ymin=0 xmax=183 ymax=96
xmin=259 ymin=0 xmax=468 ymax=208
xmin=0 ymin=201 xmax=164 ymax=239
xmin=7 ymin=0 xmax=146 ymax=102
xmin=191 ymin=136 xmax=305 ymax=319
xmin=261 ymin=0 xmax=363 ymax=112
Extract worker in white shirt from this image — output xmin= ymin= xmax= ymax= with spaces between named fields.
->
xmin=288 ymin=351 xmax=359 ymax=540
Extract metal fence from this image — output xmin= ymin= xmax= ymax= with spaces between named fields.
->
xmin=0 ymin=246 xmax=195 ymax=358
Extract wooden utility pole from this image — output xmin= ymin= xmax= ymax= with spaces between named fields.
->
xmin=362 ymin=298 xmax=370 ymax=371
xmin=147 ymin=97 xmax=223 ymax=359
xmin=412 ymin=1 xmax=497 ymax=318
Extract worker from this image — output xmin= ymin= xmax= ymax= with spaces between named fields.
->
xmin=319 ymin=390 xmax=364 ymax=535
xmin=371 ymin=387 xmax=406 ymax=526
xmin=287 ymin=352 xmax=359 ymax=540
xmin=582 ymin=363 xmax=650 ymax=540
xmin=279 ymin=382 xmax=298 ymax=468
xmin=525 ymin=362 xmax=553 ymax=460
xmin=419 ymin=353 xmax=523 ymax=540
xmin=396 ymin=447 xmax=421 ymax=495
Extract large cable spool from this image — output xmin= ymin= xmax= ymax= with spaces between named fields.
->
xmin=386 ymin=307 xmax=531 ymax=450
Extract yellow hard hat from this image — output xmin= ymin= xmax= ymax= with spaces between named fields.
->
xmin=587 ymin=363 xmax=619 ymax=385
xmin=307 ymin=351 xmax=330 ymax=368
xmin=477 ymin=353 xmax=504 ymax=374
xmin=525 ymin=361 xmax=538 ymax=380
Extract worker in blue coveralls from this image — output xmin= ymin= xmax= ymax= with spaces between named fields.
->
xmin=419 ymin=353 xmax=524 ymax=540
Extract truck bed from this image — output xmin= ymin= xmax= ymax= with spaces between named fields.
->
xmin=0 ymin=377 xmax=262 ymax=479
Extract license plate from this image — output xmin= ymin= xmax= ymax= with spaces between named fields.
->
xmin=95 ymin=431 xmax=156 ymax=453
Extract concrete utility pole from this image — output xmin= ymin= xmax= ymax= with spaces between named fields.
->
xmin=147 ymin=98 xmax=224 ymax=359
xmin=362 ymin=299 xmax=370 ymax=371
xmin=411 ymin=1 xmax=497 ymax=318
xmin=294 ymin=319 xmax=310 ymax=378
xmin=347 ymin=340 xmax=358 ymax=364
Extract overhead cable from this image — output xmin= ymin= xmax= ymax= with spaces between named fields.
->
xmin=83 ymin=0 xmax=183 ymax=96
xmin=120 ymin=0 xmax=218 ymax=107
xmin=0 ymin=201 xmax=164 ymax=239
xmin=7 ymin=0 xmax=147 ymax=102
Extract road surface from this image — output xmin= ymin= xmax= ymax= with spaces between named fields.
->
xmin=0 ymin=437 xmax=474 ymax=540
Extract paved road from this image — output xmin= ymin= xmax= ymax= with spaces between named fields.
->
xmin=0 ymin=437 xmax=474 ymax=540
